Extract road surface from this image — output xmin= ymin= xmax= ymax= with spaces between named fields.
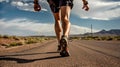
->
xmin=0 ymin=40 xmax=120 ymax=67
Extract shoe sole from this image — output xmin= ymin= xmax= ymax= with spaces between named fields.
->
xmin=60 ymin=38 xmax=70 ymax=57
xmin=60 ymin=50 xmax=70 ymax=57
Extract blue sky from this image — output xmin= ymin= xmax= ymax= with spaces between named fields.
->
xmin=0 ymin=0 xmax=120 ymax=36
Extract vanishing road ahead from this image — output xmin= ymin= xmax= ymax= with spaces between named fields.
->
xmin=0 ymin=40 xmax=120 ymax=67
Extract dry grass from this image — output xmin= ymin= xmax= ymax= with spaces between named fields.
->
xmin=80 ymin=36 xmax=120 ymax=41
xmin=0 ymin=35 xmax=52 ymax=48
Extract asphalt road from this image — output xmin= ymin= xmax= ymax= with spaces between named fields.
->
xmin=0 ymin=40 xmax=120 ymax=67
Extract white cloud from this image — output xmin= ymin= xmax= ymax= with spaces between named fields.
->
xmin=0 ymin=19 xmax=54 ymax=36
xmin=72 ymin=0 xmax=120 ymax=20
xmin=17 ymin=1 xmax=24 ymax=6
xmin=11 ymin=1 xmax=34 ymax=12
xmin=0 ymin=0 xmax=4 ymax=2
xmin=0 ymin=0 xmax=9 ymax=2
xmin=0 ymin=18 xmax=99 ymax=36
xmin=10 ymin=0 xmax=48 ymax=12
xmin=1 ymin=0 xmax=120 ymax=20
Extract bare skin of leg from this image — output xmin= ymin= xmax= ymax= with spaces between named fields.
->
xmin=53 ymin=12 xmax=62 ymax=43
xmin=61 ymin=6 xmax=71 ymax=38
xmin=52 ymin=6 xmax=71 ymax=44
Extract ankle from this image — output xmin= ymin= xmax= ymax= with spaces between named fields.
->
xmin=62 ymin=35 xmax=68 ymax=38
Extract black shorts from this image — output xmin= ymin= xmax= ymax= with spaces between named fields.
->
xmin=47 ymin=0 xmax=74 ymax=13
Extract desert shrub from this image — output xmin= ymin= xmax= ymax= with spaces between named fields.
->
xmin=1 ymin=43 xmax=9 ymax=47
xmin=44 ymin=38 xmax=50 ymax=40
xmin=3 ymin=35 xmax=9 ymax=39
xmin=11 ymin=42 xmax=23 ymax=46
xmin=23 ymin=37 xmax=28 ymax=40
xmin=70 ymin=37 xmax=80 ymax=40
xmin=35 ymin=37 xmax=46 ymax=42
xmin=85 ymin=36 xmax=93 ymax=40
xmin=81 ymin=37 xmax=88 ymax=40
xmin=0 ymin=35 xmax=3 ymax=38
xmin=6 ymin=42 xmax=23 ymax=48
xmin=106 ymin=36 xmax=113 ymax=41
xmin=92 ymin=36 xmax=98 ymax=40
xmin=25 ymin=40 xmax=37 ymax=44
xmin=80 ymin=36 xmax=120 ymax=41
xmin=100 ymin=37 xmax=106 ymax=40
xmin=12 ymin=36 xmax=20 ymax=40
xmin=114 ymin=36 xmax=120 ymax=40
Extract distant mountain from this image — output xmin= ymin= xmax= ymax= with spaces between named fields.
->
xmin=84 ymin=29 xmax=120 ymax=36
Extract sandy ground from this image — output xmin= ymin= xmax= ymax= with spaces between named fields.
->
xmin=0 ymin=40 xmax=120 ymax=67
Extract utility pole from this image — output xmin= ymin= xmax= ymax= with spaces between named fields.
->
xmin=91 ymin=24 xmax=93 ymax=37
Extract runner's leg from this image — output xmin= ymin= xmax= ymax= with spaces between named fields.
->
xmin=47 ymin=0 xmax=62 ymax=44
xmin=61 ymin=6 xmax=71 ymax=38
xmin=53 ymin=12 xmax=62 ymax=43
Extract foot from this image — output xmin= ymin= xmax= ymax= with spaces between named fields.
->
xmin=59 ymin=35 xmax=70 ymax=57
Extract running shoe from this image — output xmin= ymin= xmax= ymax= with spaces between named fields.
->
xmin=59 ymin=35 xmax=70 ymax=57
